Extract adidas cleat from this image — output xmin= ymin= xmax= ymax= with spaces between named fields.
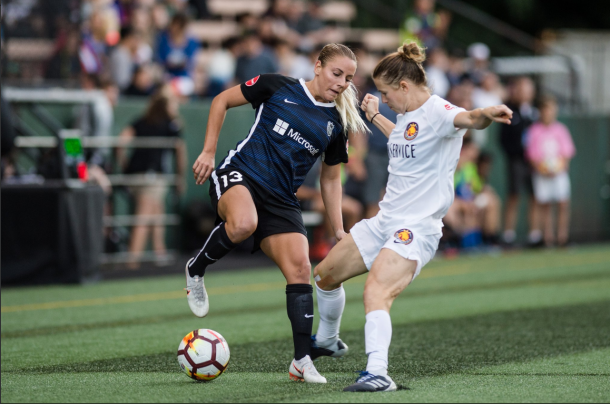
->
xmin=343 ymin=371 xmax=397 ymax=392
xmin=184 ymin=258 xmax=209 ymax=318
xmin=310 ymin=335 xmax=349 ymax=360
xmin=288 ymin=356 xmax=327 ymax=384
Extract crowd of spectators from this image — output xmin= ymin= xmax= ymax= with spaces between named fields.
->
xmin=1 ymin=0 xmax=576 ymax=261
xmin=20 ymin=0 xmax=341 ymax=98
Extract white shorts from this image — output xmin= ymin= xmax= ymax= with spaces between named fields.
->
xmin=533 ymin=172 xmax=571 ymax=204
xmin=350 ymin=216 xmax=441 ymax=281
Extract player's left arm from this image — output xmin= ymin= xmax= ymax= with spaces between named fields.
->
xmin=320 ymin=162 xmax=346 ymax=241
xmin=454 ymin=105 xmax=513 ymax=130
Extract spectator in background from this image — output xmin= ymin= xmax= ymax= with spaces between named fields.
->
xmin=447 ymin=80 xmax=474 ymax=111
xmin=401 ymin=0 xmax=451 ymax=49
xmin=526 ymin=95 xmax=576 ymax=247
xmin=447 ymin=52 xmax=467 ymax=87
xmin=132 ymin=4 xmax=156 ymax=46
xmin=235 ymin=31 xmax=279 ymax=83
xmin=236 ymin=13 xmax=261 ymax=34
xmin=77 ymin=74 xmax=118 ymax=170
xmin=445 ymin=137 xmax=484 ymax=249
xmin=466 ymin=42 xmax=491 ymax=85
xmin=45 ymin=27 xmax=81 ymax=81
xmin=472 ymin=72 xmax=504 ymax=109
xmin=188 ymin=0 xmax=210 ymax=20
xmin=206 ymin=37 xmax=242 ymax=97
xmin=291 ymin=45 xmax=319 ymax=81
xmin=79 ymin=9 xmax=110 ymax=74
xmin=476 ymin=151 xmax=502 ymax=246
xmin=117 ymin=86 xmax=187 ymax=268
xmin=109 ymin=27 xmax=151 ymax=91
xmin=445 ymin=137 xmax=502 ymax=250
xmin=151 ymin=2 xmax=171 ymax=32
xmin=500 ymin=76 xmax=542 ymax=247
xmin=471 ymin=71 xmax=505 ymax=146
xmin=156 ymin=13 xmax=199 ymax=79
xmin=274 ymin=38 xmax=312 ymax=79
xmin=295 ymin=0 xmax=325 ymax=35
xmin=124 ymin=63 xmax=157 ymax=96
xmin=426 ymin=47 xmax=450 ymax=98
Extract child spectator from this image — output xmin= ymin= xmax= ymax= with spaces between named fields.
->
xmin=445 ymin=137 xmax=502 ymax=250
xmin=526 ymin=96 xmax=576 ymax=247
xmin=500 ymin=76 xmax=542 ymax=247
xmin=445 ymin=137 xmax=483 ymax=249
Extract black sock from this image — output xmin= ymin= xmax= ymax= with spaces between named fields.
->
xmin=286 ymin=284 xmax=314 ymax=361
xmin=188 ymin=222 xmax=238 ymax=277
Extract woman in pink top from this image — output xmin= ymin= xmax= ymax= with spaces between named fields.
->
xmin=525 ymin=96 xmax=576 ymax=247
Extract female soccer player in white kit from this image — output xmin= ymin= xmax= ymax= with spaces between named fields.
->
xmin=309 ymin=42 xmax=513 ymax=392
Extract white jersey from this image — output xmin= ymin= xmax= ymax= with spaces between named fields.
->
xmin=376 ymin=95 xmax=467 ymax=235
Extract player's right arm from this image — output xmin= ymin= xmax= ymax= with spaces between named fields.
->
xmin=361 ymin=94 xmax=395 ymax=138
xmin=193 ymin=85 xmax=249 ymax=185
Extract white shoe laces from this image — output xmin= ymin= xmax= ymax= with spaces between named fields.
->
xmin=186 ymin=276 xmax=206 ymax=302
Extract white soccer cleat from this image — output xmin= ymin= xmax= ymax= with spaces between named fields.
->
xmin=184 ymin=258 xmax=209 ymax=318
xmin=311 ymin=335 xmax=349 ymax=360
xmin=289 ymin=356 xmax=327 ymax=384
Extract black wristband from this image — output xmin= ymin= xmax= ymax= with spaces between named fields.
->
xmin=370 ymin=112 xmax=381 ymax=124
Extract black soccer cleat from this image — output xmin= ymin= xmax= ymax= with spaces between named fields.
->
xmin=343 ymin=371 xmax=397 ymax=393
xmin=310 ymin=335 xmax=349 ymax=360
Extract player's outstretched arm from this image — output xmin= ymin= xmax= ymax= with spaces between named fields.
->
xmin=320 ymin=162 xmax=347 ymax=241
xmin=193 ymin=85 xmax=249 ymax=185
xmin=454 ymin=105 xmax=513 ymax=131
xmin=361 ymin=94 xmax=395 ymax=138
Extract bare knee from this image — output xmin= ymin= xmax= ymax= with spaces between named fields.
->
xmin=226 ymin=216 xmax=257 ymax=243
xmin=290 ymin=257 xmax=312 ymax=284
xmin=313 ymin=266 xmax=342 ymax=291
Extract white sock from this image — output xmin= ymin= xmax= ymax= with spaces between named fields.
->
xmin=315 ymin=284 xmax=345 ymax=347
xmin=503 ymin=229 xmax=517 ymax=243
xmin=365 ymin=310 xmax=392 ymax=377
xmin=528 ymin=229 xmax=543 ymax=243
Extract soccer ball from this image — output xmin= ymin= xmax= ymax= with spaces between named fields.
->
xmin=177 ymin=329 xmax=230 ymax=381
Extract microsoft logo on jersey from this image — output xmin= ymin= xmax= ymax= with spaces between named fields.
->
xmin=273 ymin=119 xmax=290 ymax=135
xmin=273 ymin=119 xmax=319 ymax=156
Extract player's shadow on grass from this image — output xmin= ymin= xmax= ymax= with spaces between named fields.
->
xmin=12 ymin=300 xmax=610 ymax=378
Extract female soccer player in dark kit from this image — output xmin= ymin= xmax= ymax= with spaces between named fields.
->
xmin=187 ymin=43 xmax=369 ymax=383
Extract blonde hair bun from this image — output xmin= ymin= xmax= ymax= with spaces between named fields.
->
xmin=398 ymin=42 xmax=427 ymax=64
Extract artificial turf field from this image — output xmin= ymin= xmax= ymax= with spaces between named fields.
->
xmin=2 ymin=246 xmax=610 ymax=403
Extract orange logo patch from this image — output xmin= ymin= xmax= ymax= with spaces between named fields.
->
xmin=405 ymin=123 xmax=419 ymax=141
xmin=394 ymin=229 xmax=414 ymax=245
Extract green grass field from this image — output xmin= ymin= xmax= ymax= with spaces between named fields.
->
xmin=2 ymin=246 xmax=610 ymax=403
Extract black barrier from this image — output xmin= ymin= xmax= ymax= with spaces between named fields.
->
xmin=1 ymin=181 xmax=105 ymax=285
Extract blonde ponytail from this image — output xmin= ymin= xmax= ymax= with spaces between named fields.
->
xmin=318 ymin=43 xmax=370 ymax=135
xmin=335 ymin=81 xmax=370 ymax=135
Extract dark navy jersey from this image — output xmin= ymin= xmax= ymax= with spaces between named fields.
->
xmin=215 ymin=74 xmax=348 ymax=207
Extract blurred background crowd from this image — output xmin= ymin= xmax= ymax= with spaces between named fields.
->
xmin=2 ymin=0 xmax=609 ymax=275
